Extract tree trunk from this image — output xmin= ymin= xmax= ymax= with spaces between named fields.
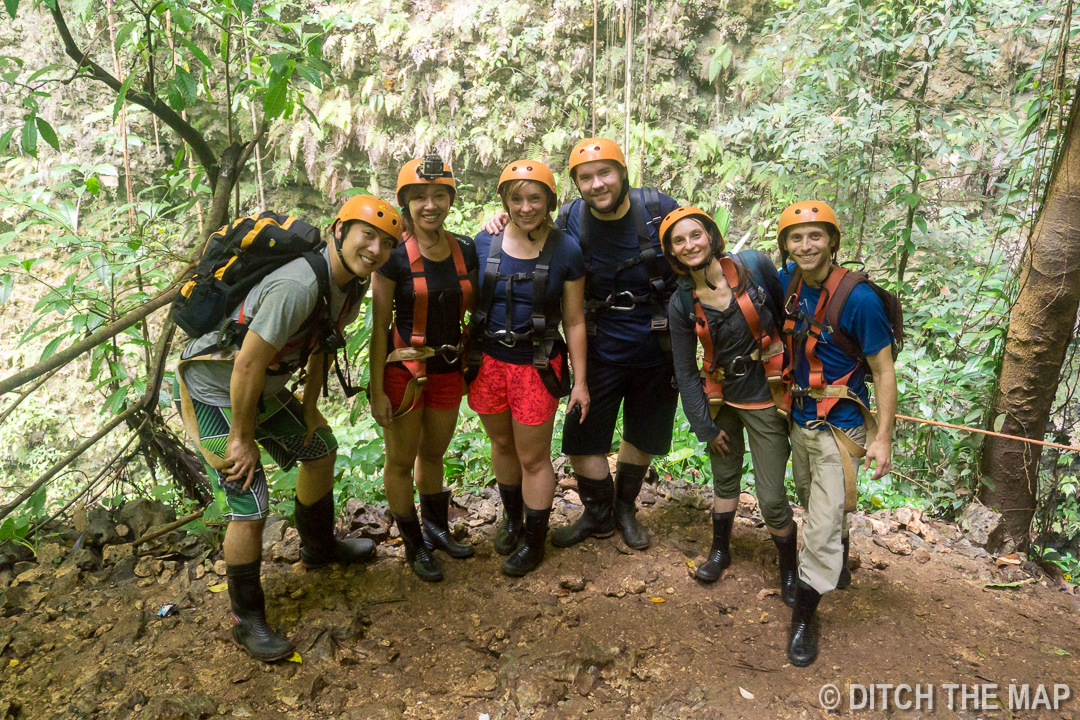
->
xmin=981 ymin=77 xmax=1080 ymax=545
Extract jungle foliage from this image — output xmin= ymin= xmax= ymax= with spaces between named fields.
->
xmin=0 ymin=0 xmax=1077 ymax=568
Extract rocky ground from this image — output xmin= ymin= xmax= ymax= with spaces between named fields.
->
xmin=1 ymin=473 xmax=1079 ymax=720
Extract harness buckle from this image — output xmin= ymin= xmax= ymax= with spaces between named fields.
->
xmin=726 ymin=355 xmax=754 ymax=378
xmin=650 ymin=316 xmax=668 ymax=332
xmin=432 ymin=344 xmax=463 ymax=362
xmin=490 ymin=331 xmax=518 ymax=348
xmin=607 ymin=291 xmax=637 ymax=311
xmin=789 ymin=386 xmax=812 ymax=399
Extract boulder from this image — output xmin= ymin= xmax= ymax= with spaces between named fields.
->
xmin=959 ymin=503 xmax=1005 ymax=552
xmin=35 ymin=542 xmax=65 ymax=566
xmin=273 ymin=527 xmax=301 ymax=563
xmin=118 ymin=498 xmax=176 ymax=539
xmin=262 ymin=518 xmax=288 ymax=555
xmin=86 ymin=506 xmax=120 ymax=546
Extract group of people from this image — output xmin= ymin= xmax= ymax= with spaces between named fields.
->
xmin=174 ymin=137 xmax=897 ymax=670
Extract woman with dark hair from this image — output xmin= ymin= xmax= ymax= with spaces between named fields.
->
xmin=467 ymin=160 xmax=589 ymax=576
xmin=369 ymin=155 xmax=479 ymax=582
xmin=660 ymin=206 xmax=798 ymax=603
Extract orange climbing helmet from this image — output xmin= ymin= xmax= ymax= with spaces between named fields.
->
xmin=396 ymin=155 xmax=456 ymax=206
xmin=567 ymin=137 xmax=627 ymax=177
xmin=497 ymin=160 xmax=558 ymax=212
xmin=776 ymin=201 xmax=841 ymax=257
xmin=335 ymin=194 xmax=403 ymax=245
xmin=659 ymin=206 xmax=725 ymax=274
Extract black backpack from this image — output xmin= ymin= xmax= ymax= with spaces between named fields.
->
xmin=173 ymin=211 xmax=329 ymax=339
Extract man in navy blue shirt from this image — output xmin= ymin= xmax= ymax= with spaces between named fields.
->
xmin=485 ymin=138 xmax=679 ymax=550
xmin=777 ymin=201 xmax=896 ymax=667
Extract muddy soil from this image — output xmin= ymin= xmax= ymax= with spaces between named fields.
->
xmin=2 ymin=481 xmax=1079 ymax=720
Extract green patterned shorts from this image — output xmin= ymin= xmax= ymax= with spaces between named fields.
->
xmin=177 ymin=389 xmax=337 ymax=521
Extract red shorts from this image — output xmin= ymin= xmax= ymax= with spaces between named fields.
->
xmin=383 ymin=364 xmax=465 ymax=413
xmin=467 ymin=353 xmax=562 ymax=426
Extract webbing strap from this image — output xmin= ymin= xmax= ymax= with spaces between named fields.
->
xmin=393 ymin=231 xmax=473 ymax=387
xmin=780 ymin=265 xmax=852 ymax=421
xmin=466 ymin=229 xmax=566 ymax=396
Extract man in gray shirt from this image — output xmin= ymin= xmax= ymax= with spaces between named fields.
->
xmin=175 ymin=196 xmax=401 ymax=660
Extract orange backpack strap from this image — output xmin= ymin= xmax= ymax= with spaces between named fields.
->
xmin=691 ymin=289 xmax=724 ymax=406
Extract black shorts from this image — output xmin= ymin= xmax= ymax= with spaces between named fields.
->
xmin=561 ymin=357 xmax=679 ymax=457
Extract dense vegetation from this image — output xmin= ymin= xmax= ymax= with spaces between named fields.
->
xmin=0 ymin=0 xmax=1077 ymax=570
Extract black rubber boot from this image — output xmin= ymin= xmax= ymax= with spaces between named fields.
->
xmin=771 ymin=531 xmax=799 ymax=607
xmin=420 ymin=490 xmax=474 ymax=558
xmin=614 ymin=462 xmax=651 ymax=549
xmin=695 ymin=510 xmax=735 ymax=582
xmin=227 ymin=560 xmax=295 ymax=662
xmin=836 ymin=535 xmax=852 ymax=589
xmin=502 ymin=507 xmax=551 ymax=577
xmin=294 ymin=491 xmax=376 ymax=569
xmin=494 ymin=483 xmax=524 ymax=556
xmin=393 ymin=511 xmax=443 ymax=582
xmin=550 ymin=474 xmax=616 ymax=548
xmin=787 ymin=580 xmax=823 ymax=667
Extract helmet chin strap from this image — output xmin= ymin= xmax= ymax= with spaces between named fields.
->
xmin=613 ymin=177 xmax=630 ymax=212
xmin=692 ymin=257 xmax=718 ymax=290
xmin=333 ymin=223 xmax=362 ymax=278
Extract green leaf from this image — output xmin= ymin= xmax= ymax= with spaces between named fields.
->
xmin=913 ymin=215 xmax=927 ymax=234
xmin=263 ymin=71 xmax=287 ymax=119
xmin=235 ymin=0 xmax=254 ymax=15
xmin=112 ymin=72 xmax=138 ymax=121
xmin=268 ymin=52 xmax=289 ymax=74
xmin=295 ymin=63 xmax=321 ymax=89
xmin=35 ymin=117 xmax=59 ymax=151
xmin=84 ymin=175 xmax=100 ymax=195
xmin=176 ymin=66 xmax=197 ymax=105
xmin=3 ymin=0 xmax=18 ymax=20
xmin=114 ymin=20 xmax=138 ymax=52
xmin=0 ymin=274 xmax=11 ymax=304
xmin=167 ymin=82 xmax=184 ymax=111
xmin=0 ymin=128 xmax=15 ymax=154
xmin=20 ymin=117 xmax=37 ymax=157
xmin=175 ymin=33 xmax=212 ymax=67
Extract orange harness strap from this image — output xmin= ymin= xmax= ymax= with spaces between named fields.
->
xmin=691 ymin=257 xmax=785 ymax=408
xmin=390 ymin=231 xmax=473 ymax=416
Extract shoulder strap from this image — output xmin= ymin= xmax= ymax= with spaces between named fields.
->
xmin=444 ymin=231 xmax=474 ymax=323
xmin=473 ymin=232 xmax=505 ymax=332
xmin=404 ymin=236 xmax=428 ymax=350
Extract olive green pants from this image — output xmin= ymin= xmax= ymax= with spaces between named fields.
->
xmin=707 ymin=404 xmax=793 ymax=530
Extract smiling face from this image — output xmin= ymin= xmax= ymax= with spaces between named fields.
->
xmin=404 ymin=184 xmax=452 ymax=235
xmin=784 ymin=221 xmax=836 ymax=275
xmin=668 ymin=217 xmax=713 ymax=270
xmin=572 ymin=159 xmax=625 ymax=214
xmin=503 ymin=179 xmax=552 ymax=234
xmin=337 ymin=220 xmax=396 ymax=277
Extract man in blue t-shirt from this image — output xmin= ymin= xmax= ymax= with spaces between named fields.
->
xmin=484 ymin=138 xmax=679 ymax=551
xmin=776 ymin=201 xmax=897 ymax=668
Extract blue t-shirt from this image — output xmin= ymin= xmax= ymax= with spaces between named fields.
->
xmin=779 ymin=263 xmax=892 ymax=428
xmin=473 ymin=228 xmax=586 ymax=365
xmin=562 ymin=191 xmax=679 ymax=367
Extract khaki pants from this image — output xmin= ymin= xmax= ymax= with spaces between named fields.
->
xmin=790 ymin=423 xmax=866 ymax=594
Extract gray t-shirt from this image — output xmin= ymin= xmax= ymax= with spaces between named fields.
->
xmin=179 ymin=247 xmax=364 ymax=406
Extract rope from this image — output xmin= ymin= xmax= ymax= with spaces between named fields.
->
xmin=891 ymin=413 xmax=1080 ymax=453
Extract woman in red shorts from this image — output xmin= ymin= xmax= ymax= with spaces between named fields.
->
xmin=370 ymin=155 xmax=479 ymax=581
xmin=467 ymin=160 xmax=589 ymax=576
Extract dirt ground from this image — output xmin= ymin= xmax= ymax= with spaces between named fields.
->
xmin=2 ymin=478 xmax=1079 ymax=720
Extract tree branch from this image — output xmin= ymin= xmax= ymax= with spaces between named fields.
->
xmin=48 ymin=0 xmax=220 ymax=189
